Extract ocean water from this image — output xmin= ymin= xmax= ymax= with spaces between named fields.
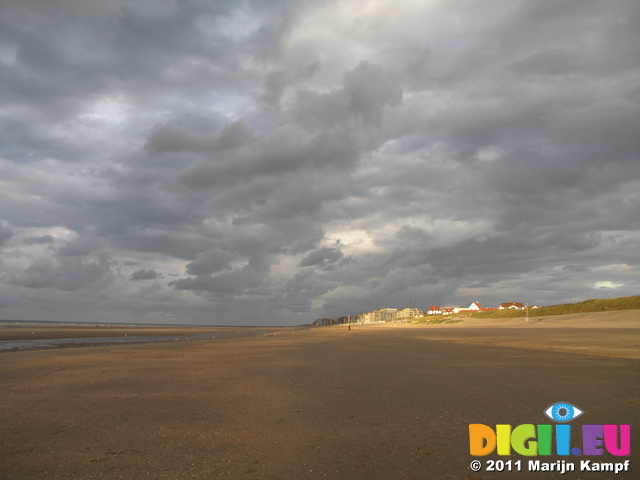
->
xmin=0 ymin=331 xmax=264 ymax=353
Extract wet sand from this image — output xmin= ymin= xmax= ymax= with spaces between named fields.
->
xmin=0 ymin=326 xmax=277 ymax=342
xmin=1 ymin=315 xmax=639 ymax=479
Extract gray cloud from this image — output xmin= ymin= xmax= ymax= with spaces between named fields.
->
xmin=10 ymin=255 xmax=114 ymax=292
xmin=130 ymin=269 xmax=159 ymax=281
xmin=343 ymin=61 xmax=403 ymax=124
xmin=300 ymin=245 xmax=346 ymax=270
xmin=0 ymin=223 xmax=13 ymax=246
xmin=186 ymin=248 xmax=234 ymax=276
xmin=1 ymin=0 xmax=639 ymax=325
xmin=23 ymin=234 xmax=55 ymax=245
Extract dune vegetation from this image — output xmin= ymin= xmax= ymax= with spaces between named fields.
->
xmin=414 ymin=295 xmax=640 ymax=323
xmin=471 ymin=295 xmax=640 ymax=319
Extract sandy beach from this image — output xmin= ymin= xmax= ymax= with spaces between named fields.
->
xmin=1 ymin=312 xmax=639 ymax=479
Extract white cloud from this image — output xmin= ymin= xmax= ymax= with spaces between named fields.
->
xmin=593 ymin=281 xmax=624 ymax=290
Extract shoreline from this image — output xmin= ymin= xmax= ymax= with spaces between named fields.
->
xmin=0 ymin=325 xmax=293 ymax=342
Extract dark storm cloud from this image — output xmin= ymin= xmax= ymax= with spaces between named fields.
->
xmin=57 ymin=233 xmax=103 ymax=257
xmin=0 ymin=223 xmax=13 ymax=246
xmin=130 ymin=269 xmax=159 ymax=281
xmin=185 ymin=248 xmax=234 ymax=276
xmin=343 ymin=62 xmax=403 ymax=124
xmin=170 ymin=258 xmax=272 ymax=296
xmin=300 ymin=245 xmax=346 ymax=270
xmin=145 ymin=121 xmax=254 ymax=156
xmin=23 ymin=234 xmax=55 ymax=245
xmin=1 ymin=0 xmax=639 ymax=325
xmin=7 ymin=230 xmax=114 ymax=292
xmin=10 ymin=255 xmax=114 ymax=292
xmin=176 ymin=61 xmax=402 ymax=192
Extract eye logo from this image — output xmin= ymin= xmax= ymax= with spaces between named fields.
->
xmin=544 ymin=402 xmax=584 ymax=423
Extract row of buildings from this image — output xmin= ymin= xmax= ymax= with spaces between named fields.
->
xmin=313 ymin=302 xmax=531 ymax=326
xmin=313 ymin=307 xmax=423 ymax=326
xmin=426 ymin=302 xmax=529 ymax=315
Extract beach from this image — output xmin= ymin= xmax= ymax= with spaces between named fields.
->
xmin=1 ymin=312 xmax=639 ymax=479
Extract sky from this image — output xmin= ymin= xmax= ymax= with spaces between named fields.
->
xmin=1 ymin=0 xmax=639 ymax=326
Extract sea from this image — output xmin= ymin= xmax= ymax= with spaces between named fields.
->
xmin=0 ymin=321 xmax=291 ymax=353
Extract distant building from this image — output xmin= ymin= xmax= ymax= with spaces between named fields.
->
xmin=353 ymin=311 xmax=375 ymax=324
xmin=313 ymin=318 xmax=335 ymax=326
xmin=312 ymin=316 xmax=351 ymax=326
xmin=396 ymin=308 xmax=423 ymax=321
xmin=499 ymin=302 xmax=525 ymax=310
xmin=372 ymin=308 xmax=398 ymax=323
xmin=427 ymin=306 xmax=442 ymax=315
xmin=443 ymin=302 xmax=485 ymax=314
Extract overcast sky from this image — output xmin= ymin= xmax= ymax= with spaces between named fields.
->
xmin=1 ymin=0 xmax=639 ymax=326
